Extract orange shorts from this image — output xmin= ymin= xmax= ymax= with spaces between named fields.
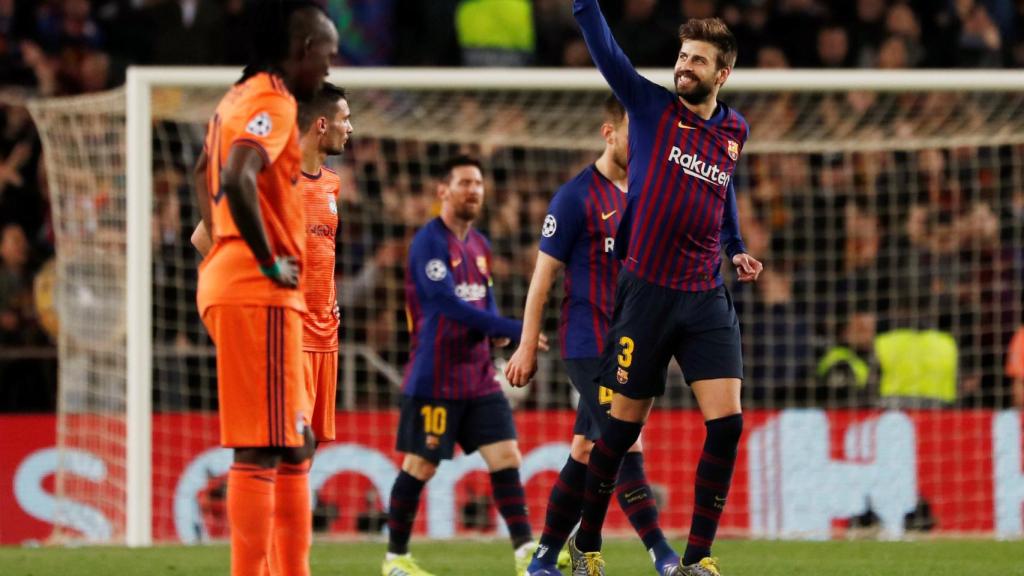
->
xmin=303 ymin=350 xmax=337 ymax=441
xmin=202 ymin=305 xmax=308 ymax=448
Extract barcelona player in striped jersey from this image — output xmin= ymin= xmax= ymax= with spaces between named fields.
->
xmin=565 ymin=2 xmax=763 ymax=576
xmin=505 ymin=95 xmax=679 ymax=576
xmin=383 ymin=155 xmax=547 ymax=576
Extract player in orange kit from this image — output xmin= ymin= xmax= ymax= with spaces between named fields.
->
xmin=190 ymin=2 xmax=337 ymax=576
xmin=295 ymin=82 xmax=353 ymax=445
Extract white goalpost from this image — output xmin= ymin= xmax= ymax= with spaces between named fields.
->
xmin=26 ymin=67 xmax=1024 ymax=546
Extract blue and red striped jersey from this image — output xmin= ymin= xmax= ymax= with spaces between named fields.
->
xmin=539 ymin=164 xmax=626 ymax=359
xmin=575 ymin=0 xmax=748 ymax=292
xmin=403 ymin=217 xmax=523 ymax=399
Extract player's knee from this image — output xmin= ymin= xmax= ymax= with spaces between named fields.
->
xmin=281 ymin=427 xmax=316 ymax=465
xmin=628 ymin=435 xmax=643 ymax=453
xmin=493 ymin=446 xmax=523 ymax=470
xmin=233 ymin=447 xmax=279 ymax=469
xmin=402 ymin=454 xmax=437 ymax=481
xmin=570 ymin=437 xmax=593 ymax=464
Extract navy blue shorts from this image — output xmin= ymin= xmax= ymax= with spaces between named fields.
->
xmin=396 ymin=392 xmax=517 ymax=463
xmin=600 ymin=271 xmax=743 ymax=399
xmin=566 ymin=358 xmax=614 ymax=441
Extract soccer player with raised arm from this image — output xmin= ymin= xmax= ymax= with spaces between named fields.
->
xmin=504 ymin=95 xmax=679 ymax=576
xmin=566 ymin=2 xmax=763 ymax=575
xmin=192 ymin=3 xmax=337 ymax=575
xmin=382 ymin=155 xmax=546 ymax=576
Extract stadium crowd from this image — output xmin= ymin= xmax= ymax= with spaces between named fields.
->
xmin=1 ymin=0 xmax=1023 ymax=412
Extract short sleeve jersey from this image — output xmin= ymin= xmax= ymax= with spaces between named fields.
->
xmin=538 ymin=164 xmax=626 ymax=359
xmin=197 ymin=72 xmax=305 ymax=314
xmin=300 ymin=168 xmax=341 ymax=352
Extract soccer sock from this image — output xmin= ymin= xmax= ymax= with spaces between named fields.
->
xmin=227 ymin=464 xmax=276 ymax=576
xmin=387 ymin=471 xmax=426 ymax=555
xmin=576 ymin=416 xmax=644 ymax=553
xmin=270 ymin=461 xmax=312 ymax=576
xmin=616 ymin=452 xmax=676 ymax=567
xmin=490 ymin=467 xmax=533 ymax=549
xmin=529 ymin=456 xmax=586 ymax=569
xmin=683 ymin=413 xmax=743 ymax=565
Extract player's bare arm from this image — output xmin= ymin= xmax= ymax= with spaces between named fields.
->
xmin=221 ymin=143 xmax=299 ymax=287
xmin=191 ymin=221 xmax=212 ymax=257
xmin=505 ymin=252 xmax=561 ymax=387
xmin=191 ymin=149 xmax=213 ymax=257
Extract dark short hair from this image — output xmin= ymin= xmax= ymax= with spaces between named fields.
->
xmin=678 ymin=17 xmax=738 ymax=69
xmin=603 ymin=93 xmax=625 ymax=125
xmin=297 ymin=82 xmax=347 ymax=131
xmin=440 ymin=154 xmax=482 ymax=181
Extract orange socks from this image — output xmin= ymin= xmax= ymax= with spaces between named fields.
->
xmin=228 ymin=464 xmax=276 ymax=576
xmin=270 ymin=461 xmax=312 ymax=576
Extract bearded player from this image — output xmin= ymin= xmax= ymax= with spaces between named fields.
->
xmin=566 ymin=2 xmax=763 ymax=575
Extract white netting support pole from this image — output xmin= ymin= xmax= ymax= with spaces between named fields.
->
xmin=122 ymin=66 xmax=1024 ymax=92
xmin=125 ymin=67 xmax=153 ymax=547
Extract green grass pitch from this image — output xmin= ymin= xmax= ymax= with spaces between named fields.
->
xmin=2 ymin=538 xmax=1022 ymax=575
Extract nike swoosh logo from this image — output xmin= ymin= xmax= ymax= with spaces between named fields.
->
xmin=601 ymin=210 xmax=617 ymax=220
xmin=623 ymin=488 xmax=645 ymax=500
xmin=678 ymin=121 xmax=696 ymax=130
xmin=452 ymin=258 xmax=462 ymax=267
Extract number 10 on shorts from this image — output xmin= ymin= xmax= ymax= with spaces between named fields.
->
xmin=421 ymin=405 xmax=447 ymax=435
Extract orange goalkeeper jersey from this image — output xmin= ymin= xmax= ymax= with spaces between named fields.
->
xmin=197 ymin=72 xmax=305 ymax=314
xmin=300 ymin=168 xmax=341 ymax=352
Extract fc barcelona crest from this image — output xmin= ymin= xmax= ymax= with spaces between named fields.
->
xmin=476 ymin=255 xmax=488 ymax=276
xmin=616 ymin=367 xmax=629 ymax=384
xmin=426 ymin=435 xmax=440 ymax=450
xmin=727 ymin=140 xmax=739 ymax=161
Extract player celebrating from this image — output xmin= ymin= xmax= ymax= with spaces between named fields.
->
xmin=193 ymin=3 xmax=337 ymax=576
xmin=566 ymin=2 xmax=763 ymax=575
xmin=504 ymin=95 xmax=679 ymax=576
xmin=295 ymin=82 xmax=352 ymax=449
xmin=382 ymin=155 xmax=543 ymax=576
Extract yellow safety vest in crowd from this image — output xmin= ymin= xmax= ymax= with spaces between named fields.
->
xmin=874 ymin=329 xmax=957 ymax=403
xmin=456 ymin=0 xmax=535 ymax=52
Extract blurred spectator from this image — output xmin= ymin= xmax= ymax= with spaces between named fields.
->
xmin=766 ymin=0 xmax=823 ymax=67
xmin=815 ymin=23 xmax=855 ymax=67
xmin=533 ymin=0 xmax=576 ymax=66
xmin=392 ymin=0 xmax=459 ymax=66
xmin=850 ymin=0 xmax=889 ymax=66
xmin=733 ymin=266 xmax=814 ymax=403
xmin=142 ymin=0 xmax=225 ymax=65
xmin=0 ymin=223 xmax=35 ymax=343
xmin=955 ymin=0 xmax=1003 ymax=67
xmin=325 ymin=0 xmax=395 ymax=66
xmin=612 ymin=0 xmax=677 ymax=67
xmin=756 ymin=45 xmax=789 ymax=68
xmin=876 ymin=35 xmax=910 ymax=68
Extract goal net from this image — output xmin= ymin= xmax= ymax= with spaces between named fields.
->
xmin=26 ymin=69 xmax=1024 ymax=545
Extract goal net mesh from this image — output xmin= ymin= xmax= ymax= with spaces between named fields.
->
xmin=27 ymin=78 xmax=1024 ymax=543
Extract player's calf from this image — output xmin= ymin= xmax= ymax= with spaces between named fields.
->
xmin=615 ymin=451 xmax=679 ymax=574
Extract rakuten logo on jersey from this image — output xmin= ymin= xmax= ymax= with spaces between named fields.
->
xmin=667 ymin=146 xmax=730 ymax=186
xmin=455 ymin=282 xmax=487 ymax=302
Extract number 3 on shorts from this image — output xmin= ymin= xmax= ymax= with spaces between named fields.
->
xmin=617 ymin=336 xmax=635 ymax=368
xmin=420 ymin=405 xmax=447 ymax=435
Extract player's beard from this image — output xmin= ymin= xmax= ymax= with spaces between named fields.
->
xmin=676 ymin=71 xmax=714 ymax=105
xmin=455 ymin=202 xmax=480 ymax=222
